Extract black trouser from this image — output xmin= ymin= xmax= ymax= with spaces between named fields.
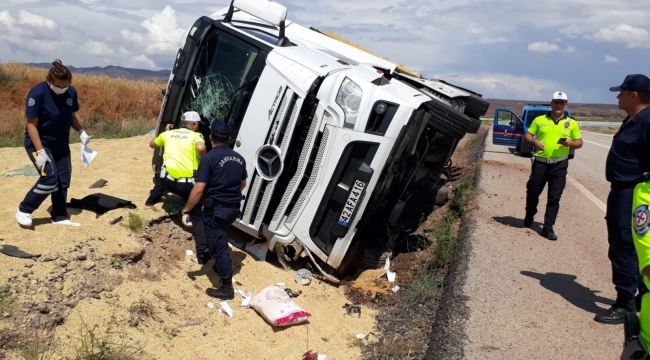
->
xmin=607 ymin=186 xmax=644 ymax=307
xmin=525 ymin=159 xmax=568 ymax=229
xmin=148 ymin=171 xmax=166 ymax=202
xmin=151 ymin=175 xmax=208 ymax=255
xmin=205 ymin=206 xmax=241 ymax=280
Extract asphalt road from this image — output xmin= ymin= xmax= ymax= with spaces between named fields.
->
xmin=454 ymin=129 xmax=623 ymax=359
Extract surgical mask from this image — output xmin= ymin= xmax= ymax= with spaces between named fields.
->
xmin=49 ymin=84 xmax=68 ymax=95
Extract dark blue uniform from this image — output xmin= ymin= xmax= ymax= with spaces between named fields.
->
xmin=195 ymin=145 xmax=247 ymax=280
xmin=604 ymin=106 xmax=650 ymax=309
xmin=19 ymin=82 xmax=79 ymax=222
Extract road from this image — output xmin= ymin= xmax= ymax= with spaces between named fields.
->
xmin=437 ymin=129 xmax=625 ymax=359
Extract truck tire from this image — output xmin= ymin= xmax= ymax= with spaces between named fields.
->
xmin=426 ymin=101 xmax=471 ymax=139
xmin=466 ymin=118 xmax=481 ymax=134
xmin=423 ymin=183 xmax=449 ymax=205
xmin=464 ymin=94 xmax=490 ymax=119
xmin=359 ymin=249 xmax=392 ymax=270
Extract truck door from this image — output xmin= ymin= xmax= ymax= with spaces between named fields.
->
xmin=492 ymin=108 xmax=524 ymax=146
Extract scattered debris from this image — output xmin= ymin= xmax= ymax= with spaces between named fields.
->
xmin=303 ymin=350 xmax=326 ymax=360
xmin=236 ymin=289 xmax=251 ymax=307
xmin=207 ymin=302 xmax=215 ymax=309
xmin=295 ymin=269 xmax=312 ymax=286
xmin=284 ymin=288 xmax=302 ymax=298
xmin=392 ymin=285 xmax=401 ymax=293
xmin=321 ymin=337 xmax=329 ymax=342
xmin=343 ymin=303 xmax=361 ymax=317
xmin=89 ymin=179 xmax=108 ymax=189
xmin=218 ymin=301 xmax=233 ymax=318
xmin=0 ymin=244 xmax=41 ymax=259
xmin=250 ymin=286 xmax=311 ymax=326
xmin=109 ymin=215 xmax=123 ymax=225
xmin=355 ymin=333 xmax=367 ymax=340
xmin=186 ymin=250 xmax=194 ymax=256
xmin=277 ymin=282 xmax=286 ymax=287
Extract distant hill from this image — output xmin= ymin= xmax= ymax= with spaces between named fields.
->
xmin=27 ymin=63 xmax=170 ymax=82
xmin=485 ymin=98 xmax=624 ymax=118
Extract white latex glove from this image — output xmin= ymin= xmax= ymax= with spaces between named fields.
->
xmin=79 ymin=129 xmax=91 ymax=146
xmin=182 ymin=212 xmax=193 ymax=227
xmin=35 ymin=149 xmax=52 ymax=172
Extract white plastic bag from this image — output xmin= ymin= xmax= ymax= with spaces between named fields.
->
xmin=249 ymin=285 xmax=311 ymax=326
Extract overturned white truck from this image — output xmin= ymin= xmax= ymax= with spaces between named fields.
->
xmin=152 ymin=0 xmax=490 ymax=282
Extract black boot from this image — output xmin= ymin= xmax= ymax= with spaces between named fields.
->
xmin=196 ymin=251 xmax=211 ymax=265
xmin=206 ymin=278 xmax=235 ymax=300
xmin=540 ymin=226 xmax=557 ymax=241
xmin=524 ymin=214 xmax=534 ymax=227
xmin=145 ymin=197 xmax=160 ymax=206
xmin=594 ymin=298 xmax=635 ymax=324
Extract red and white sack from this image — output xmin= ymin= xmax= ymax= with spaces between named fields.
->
xmin=249 ymin=285 xmax=311 ymax=326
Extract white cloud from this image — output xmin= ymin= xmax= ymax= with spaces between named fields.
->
xmin=559 ymin=24 xmax=580 ymax=38
xmin=586 ymin=24 xmax=650 ymax=48
xmin=83 ymin=40 xmax=114 ymax=56
xmin=130 ymin=54 xmax=156 ymax=69
xmin=528 ymin=41 xmax=560 ymax=53
xmin=0 ymin=11 xmax=16 ymax=28
xmin=605 ymin=55 xmax=619 ymax=62
xmin=566 ymin=45 xmax=576 ymax=52
xmin=554 ymin=38 xmax=563 ymax=42
xmin=18 ymin=10 xmax=57 ymax=29
xmin=453 ymin=73 xmax=571 ymax=100
xmin=121 ymin=6 xmax=184 ymax=55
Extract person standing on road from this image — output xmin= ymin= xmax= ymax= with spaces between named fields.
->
xmin=182 ymin=120 xmax=247 ymax=300
xmin=15 ymin=59 xmax=92 ymax=228
xmin=145 ymin=111 xmax=209 ymax=263
xmin=595 ymin=74 xmax=650 ymax=324
xmin=523 ymin=91 xmax=583 ymax=240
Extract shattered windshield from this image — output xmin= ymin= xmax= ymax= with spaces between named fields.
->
xmin=180 ymin=29 xmax=261 ymax=139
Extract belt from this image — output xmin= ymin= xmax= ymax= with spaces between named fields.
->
xmin=214 ymin=203 xmax=240 ymax=209
xmin=535 ymin=156 xmax=568 ymax=164
xmin=164 ymin=174 xmax=195 ymax=184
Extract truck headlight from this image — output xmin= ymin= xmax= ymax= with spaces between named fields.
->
xmin=336 ymin=78 xmax=362 ymax=128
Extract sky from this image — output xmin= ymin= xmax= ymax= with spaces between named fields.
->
xmin=1 ymin=0 xmax=649 ymax=104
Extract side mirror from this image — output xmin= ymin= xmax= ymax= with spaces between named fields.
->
xmin=515 ymin=120 xmax=523 ymax=130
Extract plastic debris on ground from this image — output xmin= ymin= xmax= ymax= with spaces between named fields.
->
xmin=244 ymin=241 xmax=269 ymax=261
xmin=207 ymin=301 xmax=215 ymax=309
xmin=236 ymin=289 xmax=252 ymax=307
xmin=303 ymin=350 xmax=326 ymax=360
xmin=392 ymin=285 xmax=400 ymax=293
xmin=232 ymin=277 xmax=241 ymax=285
xmin=355 ymin=334 xmax=366 ymax=340
xmin=295 ymin=269 xmax=312 ymax=285
xmin=80 ymin=144 xmax=98 ymax=167
xmin=162 ymin=194 xmax=185 ymax=216
xmin=249 ymin=285 xmax=311 ymax=326
xmin=186 ymin=250 xmax=194 ymax=256
xmin=0 ymin=166 xmax=39 ymax=178
xmin=377 ymin=257 xmax=397 ymax=283
xmin=219 ymin=301 xmax=233 ymax=317
xmin=277 ymin=282 xmax=286 ymax=287
xmin=88 ymin=179 xmax=108 ymax=189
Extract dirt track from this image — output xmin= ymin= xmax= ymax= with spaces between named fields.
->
xmin=429 ymin=130 xmax=622 ymax=359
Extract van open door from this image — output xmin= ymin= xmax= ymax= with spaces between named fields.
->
xmin=492 ymin=108 xmax=524 ymax=147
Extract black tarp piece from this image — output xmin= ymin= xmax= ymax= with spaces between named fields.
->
xmin=89 ymin=179 xmax=108 ymax=189
xmin=67 ymin=193 xmax=137 ymax=215
xmin=0 ymin=244 xmax=40 ymax=258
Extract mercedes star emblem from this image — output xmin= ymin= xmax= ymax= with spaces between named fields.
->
xmin=255 ymin=145 xmax=283 ymax=181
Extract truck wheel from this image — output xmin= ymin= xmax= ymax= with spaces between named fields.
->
xmin=424 ymin=183 xmax=449 ymax=205
xmin=358 ymin=249 xmax=392 ymax=270
xmin=464 ymin=94 xmax=490 ymax=119
xmin=426 ymin=101 xmax=471 ymax=139
xmin=466 ymin=118 xmax=481 ymax=134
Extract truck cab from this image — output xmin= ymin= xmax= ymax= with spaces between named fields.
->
xmin=152 ymin=0 xmax=490 ymax=282
xmin=492 ymin=104 xmax=571 ymax=157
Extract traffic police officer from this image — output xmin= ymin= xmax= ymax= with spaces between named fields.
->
xmin=523 ymin=91 xmax=583 ymax=240
xmin=623 ymin=173 xmax=650 ymax=359
xmin=146 ymin=111 xmax=209 ymax=263
xmin=16 ymin=59 xmax=92 ymax=228
xmin=596 ymin=74 xmax=650 ymax=324
xmin=182 ymin=120 xmax=247 ymax=300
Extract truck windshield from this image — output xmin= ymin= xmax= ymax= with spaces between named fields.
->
xmin=179 ymin=29 xmax=262 ymax=139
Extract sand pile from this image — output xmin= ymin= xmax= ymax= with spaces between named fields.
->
xmin=0 ymin=135 xmax=377 ymax=359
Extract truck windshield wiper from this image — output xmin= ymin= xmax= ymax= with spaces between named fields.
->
xmin=224 ymin=75 xmax=260 ymax=123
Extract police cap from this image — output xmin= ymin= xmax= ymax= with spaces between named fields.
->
xmin=211 ymin=120 xmax=231 ymax=137
xmin=609 ymin=74 xmax=650 ymax=93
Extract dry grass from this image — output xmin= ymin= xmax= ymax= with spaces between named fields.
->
xmin=0 ymin=62 xmax=164 ymax=146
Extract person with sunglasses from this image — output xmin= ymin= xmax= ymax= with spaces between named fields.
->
xmin=596 ymin=74 xmax=650 ymax=325
xmin=523 ymin=91 xmax=583 ymax=240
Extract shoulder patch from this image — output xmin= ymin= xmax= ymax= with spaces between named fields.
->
xmin=66 ymin=98 xmax=73 ymax=106
xmin=634 ymin=204 xmax=650 ymax=236
xmin=28 ymin=98 xmax=35 ymax=106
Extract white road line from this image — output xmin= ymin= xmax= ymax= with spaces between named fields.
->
xmin=567 ymin=176 xmax=607 ymax=213
xmin=583 ymin=139 xmax=611 ymax=149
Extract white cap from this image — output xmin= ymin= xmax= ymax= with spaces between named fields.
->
xmin=180 ymin=111 xmax=201 ymax=122
xmin=552 ymin=91 xmax=568 ymax=101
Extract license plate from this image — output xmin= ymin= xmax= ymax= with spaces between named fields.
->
xmin=338 ymin=180 xmax=366 ymax=227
